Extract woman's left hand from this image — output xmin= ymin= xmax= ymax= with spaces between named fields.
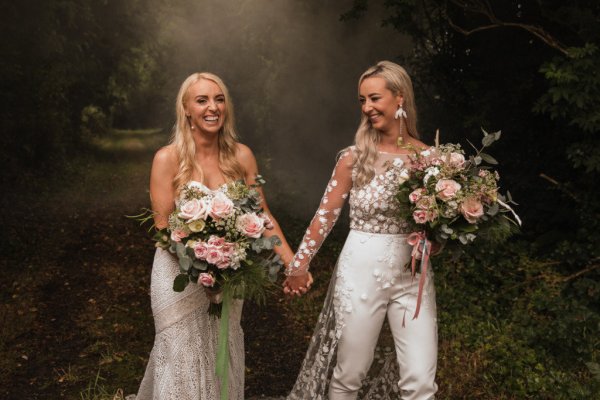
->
xmin=283 ymin=272 xmax=313 ymax=297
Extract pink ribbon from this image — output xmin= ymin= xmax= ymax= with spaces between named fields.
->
xmin=406 ymin=231 xmax=431 ymax=323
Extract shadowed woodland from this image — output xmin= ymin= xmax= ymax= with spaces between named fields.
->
xmin=1 ymin=1 xmax=599 ymax=399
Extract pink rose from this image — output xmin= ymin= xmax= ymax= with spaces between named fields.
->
xmin=198 ymin=273 xmax=215 ymax=287
xmin=206 ymin=247 xmax=224 ymax=265
xmin=193 ymin=241 xmax=209 ymax=259
xmin=209 ymin=192 xmax=234 ymax=219
xmin=216 ymin=255 xmax=232 ymax=269
xmin=170 ymin=228 xmax=188 ymax=242
xmin=236 ymin=212 xmax=266 ymax=238
xmin=460 ymin=197 xmax=484 ymax=223
xmin=409 ymin=188 xmax=425 ymax=203
xmin=178 ymin=198 xmax=209 ymax=221
xmin=435 ymin=179 xmax=462 ymax=201
xmin=207 ymin=235 xmax=226 ymax=247
xmin=413 ymin=210 xmax=428 ymax=224
xmin=222 ymin=242 xmax=236 ymax=257
xmin=449 ymin=152 xmax=465 ymax=168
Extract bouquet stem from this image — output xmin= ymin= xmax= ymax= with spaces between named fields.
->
xmin=215 ymin=287 xmax=232 ymax=400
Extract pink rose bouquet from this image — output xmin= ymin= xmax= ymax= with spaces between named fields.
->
xmin=153 ymin=177 xmax=282 ymax=316
xmin=396 ymin=130 xmax=521 ymax=250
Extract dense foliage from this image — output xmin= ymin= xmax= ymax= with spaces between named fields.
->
xmin=0 ymin=0 xmax=168 ymax=180
xmin=343 ymin=0 xmax=600 ymax=397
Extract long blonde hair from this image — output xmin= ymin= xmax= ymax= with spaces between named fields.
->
xmin=171 ymin=72 xmax=245 ymax=193
xmin=353 ymin=61 xmax=419 ymax=186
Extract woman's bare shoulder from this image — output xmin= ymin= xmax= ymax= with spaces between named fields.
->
xmin=152 ymin=144 xmax=178 ymax=175
xmin=235 ymin=142 xmax=256 ymax=166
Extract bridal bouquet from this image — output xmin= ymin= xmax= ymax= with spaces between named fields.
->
xmin=153 ymin=177 xmax=282 ymax=316
xmin=394 ymin=130 xmax=520 ymax=322
xmin=396 ymin=129 xmax=521 ymax=249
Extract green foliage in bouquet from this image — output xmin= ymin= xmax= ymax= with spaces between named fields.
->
xmin=395 ymin=129 xmax=520 ymax=254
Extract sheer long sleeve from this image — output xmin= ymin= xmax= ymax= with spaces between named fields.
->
xmin=285 ymin=149 xmax=354 ymax=276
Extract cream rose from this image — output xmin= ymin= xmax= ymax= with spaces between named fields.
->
xmin=460 ymin=197 xmax=484 ymax=223
xmin=209 ymin=192 xmax=234 ymax=219
xmin=188 ymin=219 xmax=206 ymax=232
xmin=236 ymin=212 xmax=266 ymax=238
xmin=435 ymin=179 xmax=462 ymax=201
xmin=178 ymin=198 xmax=210 ymax=221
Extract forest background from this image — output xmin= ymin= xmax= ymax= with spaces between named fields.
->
xmin=1 ymin=0 xmax=598 ymax=399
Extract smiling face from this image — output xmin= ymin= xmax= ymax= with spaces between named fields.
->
xmin=184 ymin=78 xmax=226 ymax=135
xmin=359 ymin=76 xmax=403 ymax=133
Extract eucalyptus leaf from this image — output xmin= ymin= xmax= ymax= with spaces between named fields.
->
xmin=487 ymin=202 xmax=500 ymax=216
xmin=479 ymin=152 xmax=498 ymax=165
xmin=178 ymin=255 xmax=192 ymax=272
xmin=173 ymin=274 xmax=189 ymax=292
xmin=482 ymin=134 xmax=496 ymax=147
xmin=175 ymin=242 xmax=187 ymax=259
xmin=193 ymin=260 xmax=208 ymax=271
xmin=474 ymin=156 xmax=482 ymax=165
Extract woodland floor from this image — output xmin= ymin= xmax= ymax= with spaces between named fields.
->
xmin=0 ymin=129 xmax=334 ymax=399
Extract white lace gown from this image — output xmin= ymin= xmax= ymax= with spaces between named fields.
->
xmin=287 ymin=147 xmax=438 ymax=400
xmin=136 ymin=182 xmax=245 ymax=400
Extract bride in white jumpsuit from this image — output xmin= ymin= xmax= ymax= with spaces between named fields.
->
xmin=284 ymin=61 xmax=438 ymax=400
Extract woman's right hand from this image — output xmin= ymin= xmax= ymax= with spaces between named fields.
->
xmin=283 ymin=272 xmax=313 ymax=297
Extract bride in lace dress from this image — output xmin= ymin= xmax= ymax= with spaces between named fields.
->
xmin=284 ymin=61 xmax=438 ymax=400
xmin=136 ymin=72 xmax=295 ymax=400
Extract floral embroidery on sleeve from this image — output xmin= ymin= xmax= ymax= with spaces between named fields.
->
xmin=285 ymin=149 xmax=353 ymax=276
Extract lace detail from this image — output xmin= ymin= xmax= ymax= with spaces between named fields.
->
xmin=286 ymin=149 xmax=353 ymax=276
xmin=349 ymin=153 xmax=411 ymax=235
xmin=287 ymin=149 xmax=438 ymax=399
xmin=286 ymin=148 xmax=413 ymax=276
xmin=136 ymin=182 xmax=245 ymax=400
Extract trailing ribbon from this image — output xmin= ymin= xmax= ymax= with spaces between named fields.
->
xmin=406 ymin=231 xmax=431 ymax=322
xmin=497 ymin=199 xmax=522 ymax=226
xmin=215 ymin=286 xmax=232 ymax=400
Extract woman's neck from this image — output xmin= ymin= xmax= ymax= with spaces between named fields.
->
xmin=193 ymin=131 xmax=220 ymax=158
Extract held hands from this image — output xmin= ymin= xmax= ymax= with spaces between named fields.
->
xmin=283 ymin=272 xmax=314 ymax=297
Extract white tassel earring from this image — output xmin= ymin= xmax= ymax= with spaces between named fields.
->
xmin=396 ymin=104 xmax=407 ymax=146
xmin=394 ymin=104 xmax=407 ymax=120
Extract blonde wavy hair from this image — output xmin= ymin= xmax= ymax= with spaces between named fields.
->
xmin=171 ymin=72 xmax=245 ymax=193
xmin=353 ymin=61 xmax=420 ymax=186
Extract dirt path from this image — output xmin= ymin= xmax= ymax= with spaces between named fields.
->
xmin=0 ymin=130 xmax=314 ymax=399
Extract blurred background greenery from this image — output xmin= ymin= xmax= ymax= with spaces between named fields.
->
xmin=0 ymin=0 xmax=598 ymax=399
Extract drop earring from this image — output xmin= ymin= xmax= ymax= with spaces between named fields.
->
xmin=396 ymin=104 xmax=407 ymax=147
xmin=394 ymin=104 xmax=407 ymax=120
xmin=187 ymin=115 xmax=195 ymax=130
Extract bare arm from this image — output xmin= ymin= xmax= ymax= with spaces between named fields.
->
xmin=236 ymin=144 xmax=295 ymax=266
xmin=149 ymin=146 xmax=178 ymax=229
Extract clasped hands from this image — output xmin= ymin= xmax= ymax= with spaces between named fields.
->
xmin=283 ymin=272 xmax=313 ymax=297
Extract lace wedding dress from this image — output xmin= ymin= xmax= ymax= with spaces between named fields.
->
xmin=136 ymin=182 xmax=245 ymax=400
xmin=286 ymin=148 xmax=438 ymax=400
